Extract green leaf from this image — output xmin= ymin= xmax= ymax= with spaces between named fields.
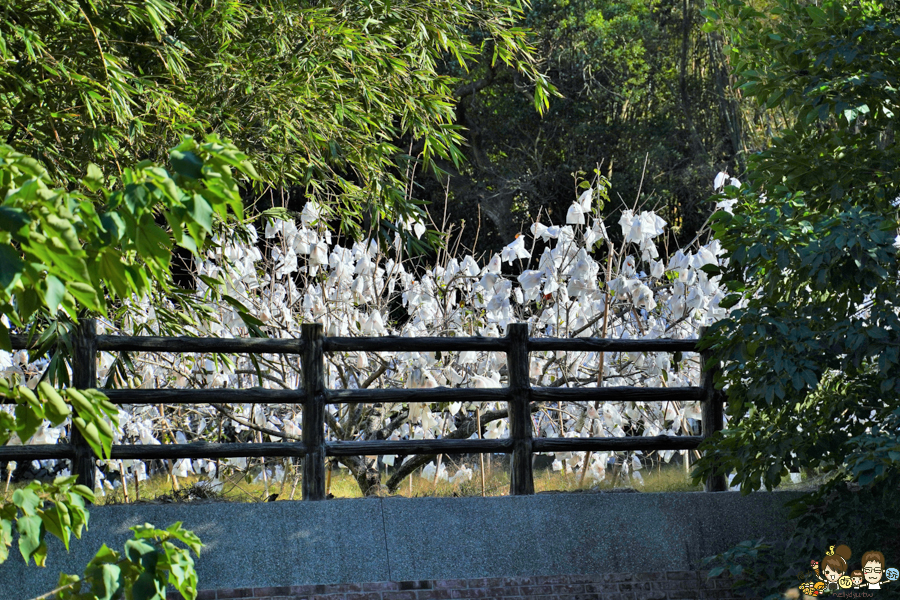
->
xmin=15 ymin=400 xmax=44 ymax=444
xmin=719 ymin=294 xmax=742 ymax=309
xmin=186 ymin=194 xmax=213 ymax=233
xmin=125 ymin=538 xmax=157 ymax=565
xmin=17 ymin=514 xmax=43 ymax=564
xmin=72 ymin=416 xmax=106 ymax=458
xmin=806 ymin=5 xmax=827 ymax=24
xmin=97 ymin=563 xmax=123 ymax=600
xmin=135 ymin=215 xmax=172 ymax=269
xmin=99 ymin=212 xmax=126 ymax=242
xmin=38 ymin=504 xmax=69 ymax=549
xmin=12 ymin=488 xmax=41 ymax=516
xmin=44 ymin=275 xmax=65 ymax=312
xmin=83 ymin=163 xmax=105 ymax=192
xmin=170 ymin=150 xmax=204 ymax=180
xmin=0 ymin=206 xmax=30 ymax=233
xmin=43 ymin=382 xmax=74 ymax=424
xmin=0 ymin=518 xmax=13 ymax=563
xmin=0 ymin=244 xmax=25 ymax=293
xmin=133 ymin=570 xmax=165 ymax=600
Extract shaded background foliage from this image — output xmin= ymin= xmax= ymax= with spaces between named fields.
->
xmin=418 ymin=0 xmax=748 ymax=254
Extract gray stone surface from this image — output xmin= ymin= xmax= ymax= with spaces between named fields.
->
xmin=382 ymin=491 xmax=796 ymax=581
xmin=0 ymin=491 xmax=800 ymax=599
xmin=0 ymin=499 xmax=389 ymax=600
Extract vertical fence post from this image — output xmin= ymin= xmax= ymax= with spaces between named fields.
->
xmin=700 ymin=327 xmax=726 ymax=492
xmin=301 ymin=323 xmax=326 ymax=500
xmin=71 ymin=318 xmax=97 ymax=491
xmin=507 ymin=323 xmax=534 ymax=495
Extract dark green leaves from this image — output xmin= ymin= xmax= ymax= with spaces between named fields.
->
xmin=696 ymin=0 xmax=900 ymax=497
xmin=170 ymin=150 xmax=204 ymax=181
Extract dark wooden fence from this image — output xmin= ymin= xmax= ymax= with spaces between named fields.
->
xmin=1 ymin=320 xmax=727 ymax=497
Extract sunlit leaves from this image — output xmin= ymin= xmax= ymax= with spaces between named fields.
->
xmin=0 ymin=136 xmax=252 ymax=350
xmin=0 ymin=0 xmax=552 ymax=240
xmin=0 ymin=137 xmax=244 ymax=595
xmin=0 ymin=480 xmax=202 ymax=599
xmin=0 ymin=476 xmax=94 ymax=565
xmin=54 ymin=522 xmax=203 ymax=600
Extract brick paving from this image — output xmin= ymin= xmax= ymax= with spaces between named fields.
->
xmin=170 ymin=572 xmax=742 ymax=600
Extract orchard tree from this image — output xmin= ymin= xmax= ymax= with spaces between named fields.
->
xmin=696 ymin=0 xmax=900 ymax=493
xmin=33 ymin=171 xmax=731 ymax=499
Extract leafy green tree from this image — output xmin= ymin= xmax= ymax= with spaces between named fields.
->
xmin=696 ymin=0 xmax=900 ymax=492
xmin=0 ymin=0 xmax=551 ymax=239
xmin=0 ymin=136 xmax=255 ymax=598
xmin=691 ymin=4 xmax=899 ymax=594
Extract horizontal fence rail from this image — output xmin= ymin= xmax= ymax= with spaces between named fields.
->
xmin=2 ymin=321 xmax=727 ymax=496
xmin=9 ymin=335 xmax=703 ymax=354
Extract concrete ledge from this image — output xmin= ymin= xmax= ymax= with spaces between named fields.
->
xmin=0 ymin=491 xmax=800 ymax=600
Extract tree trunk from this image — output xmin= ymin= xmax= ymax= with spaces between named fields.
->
xmin=705 ymin=23 xmax=745 ymax=172
xmin=680 ymin=0 xmax=704 ymax=157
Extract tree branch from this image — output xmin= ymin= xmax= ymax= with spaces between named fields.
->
xmin=384 ymin=403 xmax=541 ymax=492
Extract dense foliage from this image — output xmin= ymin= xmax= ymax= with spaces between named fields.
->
xmin=695 ymin=0 xmax=900 ymax=595
xmin=0 ymin=0 xmax=556 ymax=592
xmin=419 ymin=0 xmax=748 ymax=251
xmin=0 ymin=0 xmax=551 ymax=239
xmin=696 ymin=0 xmax=900 ymax=492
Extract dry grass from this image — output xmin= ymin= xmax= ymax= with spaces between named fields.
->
xmin=5 ymin=458 xmax=821 ymax=505
xmin=70 ymin=457 xmax=706 ymax=505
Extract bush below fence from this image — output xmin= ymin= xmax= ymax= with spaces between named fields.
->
xmin=0 ymin=491 xmax=801 ymax=600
